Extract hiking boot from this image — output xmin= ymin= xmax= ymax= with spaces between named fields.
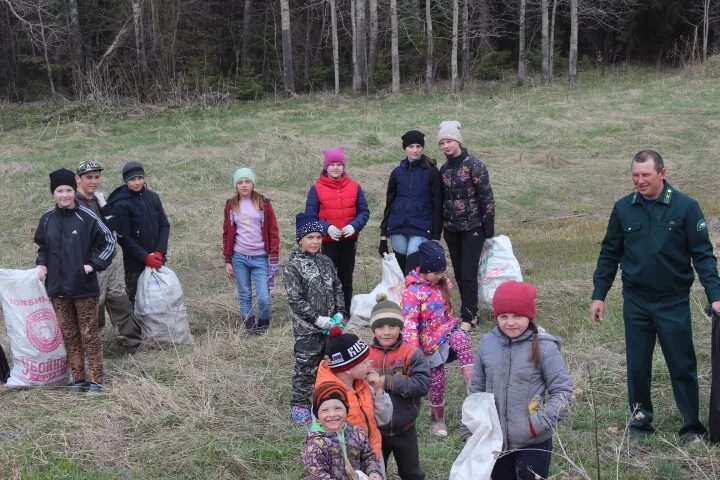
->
xmin=69 ymin=380 xmax=86 ymax=394
xmin=87 ymin=383 xmax=103 ymax=396
xmin=291 ymin=405 xmax=312 ymax=427
xmin=430 ymin=405 xmax=448 ymax=438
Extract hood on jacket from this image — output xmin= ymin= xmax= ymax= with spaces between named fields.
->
xmin=107 ymin=184 xmax=145 ymax=204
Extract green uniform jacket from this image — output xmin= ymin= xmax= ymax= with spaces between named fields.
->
xmin=592 ymin=181 xmax=720 ymax=302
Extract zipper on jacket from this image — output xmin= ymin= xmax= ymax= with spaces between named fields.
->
xmin=504 ymin=338 xmax=513 ymax=446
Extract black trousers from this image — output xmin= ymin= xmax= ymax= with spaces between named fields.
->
xmin=491 ymin=438 xmax=552 ymax=480
xmin=125 ymin=271 xmax=142 ymax=306
xmin=382 ymin=425 xmax=425 ymax=480
xmin=321 ymin=238 xmax=357 ymax=313
xmin=443 ymin=228 xmax=485 ymax=322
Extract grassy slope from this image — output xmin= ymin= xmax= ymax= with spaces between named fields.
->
xmin=1 ymin=63 xmax=720 ymax=479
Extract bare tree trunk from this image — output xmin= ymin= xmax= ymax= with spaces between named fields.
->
xmin=541 ymin=0 xmax=549 ymax=85
xmin=368 ymin=0 xmax=377 ymax=89
xmin=356 ymin=0 xmax=368 ymax=92
xmin=67 ymin=0 xmax=83 ymax=84
xmin=330 ymin=0 xmax=339 ymax=95
xmin=518 ymin=0 xmax=526 ymax=86
xmin=549 ymin=0 xmax=557 ymax=83
xmin=451 ymin=0 xmax=458 ymax=92
xmin=132 ymin=0 xmax=147 ymax=97
xmin=569 ymin=0 xmax=577 ymax=85
xmin=351 ymin=0 xmax=359 ymax=92
xmin=390 ymin=0 xmax=399 ymax=92
xmin=425 ymin=0 xmax=433 ymax=92
xmin=96 ymin=15 xmax=132 ymax=70
xmin=37 ymin=2 xmax=55 ymax=97
xmin=304 ymin=6 xmax=311 ymax=86
xmin=703 ymin=0 xmax=710 ymax=62
xmin=461 ymin=0 xmax=469 ymax=89
xmin=478 ymin=0 xmax=490 ymax=58
xmin=241 ymin=0 xmax=252 ymax=70
xmin=280 ymin=0 xmax=294 ymax=93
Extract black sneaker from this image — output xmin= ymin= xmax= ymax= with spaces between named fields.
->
xmin=69 ymin=380 xmax=86 ymax=394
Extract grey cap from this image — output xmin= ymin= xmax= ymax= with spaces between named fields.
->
xmin=122 ymin=161 xmax=145 ymax=183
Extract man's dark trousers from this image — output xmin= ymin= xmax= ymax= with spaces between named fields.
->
xmin=623 ymin=289 xmax=707 ymax=436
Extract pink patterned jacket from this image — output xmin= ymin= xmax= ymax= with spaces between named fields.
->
xmin=401 ymin=269 xmax=460 ymax=356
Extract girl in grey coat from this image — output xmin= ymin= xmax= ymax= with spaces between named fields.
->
xmin=466 ymin=281 xmax=573 ymax=480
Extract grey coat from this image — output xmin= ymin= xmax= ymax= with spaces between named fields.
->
xmin=467 ymin=326 xmax=573 ymax=450
xmin=283 ymin=249 xmax=346 ymax=338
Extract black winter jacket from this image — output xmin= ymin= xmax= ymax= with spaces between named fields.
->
xmin=35 ymin=204 xmax=115 ymax=298
xmin=105 ymin=185 xmax=170 ymax=273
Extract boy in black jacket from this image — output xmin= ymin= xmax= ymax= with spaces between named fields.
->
xmin=106 ymin=161 xmax=170 ymax=304
xmin=367 ymin=295 xmax=431 ymax=480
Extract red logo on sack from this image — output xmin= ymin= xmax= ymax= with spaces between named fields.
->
xmin=25 ymin=308 xmax=63 ymax=353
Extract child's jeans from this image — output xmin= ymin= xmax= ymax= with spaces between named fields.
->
xmin=428 ymin=329 xmax=474 ymax=406
xmin=232 ymin=252 xmax=271 ymax=330
xmin=491 ymin=438 xmax=552 ymax=480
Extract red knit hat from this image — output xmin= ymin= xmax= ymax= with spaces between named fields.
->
xmin=492 ymin=280 xmax=537 ymax=320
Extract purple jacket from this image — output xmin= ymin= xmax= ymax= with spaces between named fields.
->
xmin=303 ymin=422 xmax=382 ymax=479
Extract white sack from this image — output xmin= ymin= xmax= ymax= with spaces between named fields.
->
xmin=135 ymin=266 xmax=193 ymax=345
xmin=347 ymin=253 xmax=405 ymax=328
xmin=477 ymin=235 xmax=523 ymax=308
xmin=450 ymin=392 xmax=504 ymax=480
xmin=0 ymin=268 xmax=69 ymax=387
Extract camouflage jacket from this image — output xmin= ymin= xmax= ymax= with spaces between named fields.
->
xmin=283 ymin=249 xmax=346 ymax=337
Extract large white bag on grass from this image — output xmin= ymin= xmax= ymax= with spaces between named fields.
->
xmin=477 ymin=235 xmax=523 ymax=308
xmin=347 ymin=253 xmax=405 ymax=328
xmin=0 ymin=268 xmax=69 ymax=387
xmin=135 ymin=266 xmax=194 ymax=345
xmin=450 ymin=392 xmax=504 ymax=480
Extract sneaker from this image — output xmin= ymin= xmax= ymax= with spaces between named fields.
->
xmin=291 ymin=405 xmax=311 ymax=426
xmin=69 ymin=380 xmax=86 ymax=394
xmin=87 ymin=383 xmax=103 ymax=395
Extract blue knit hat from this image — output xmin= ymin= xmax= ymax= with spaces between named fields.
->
xmin=418 ymin=241 xmax=447 ymax=273
xmin=295 ymin=213 xmax=324 ymax=241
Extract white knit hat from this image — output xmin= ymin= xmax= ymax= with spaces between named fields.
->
xmin=437 ymin=120 xmax=463 ymax=144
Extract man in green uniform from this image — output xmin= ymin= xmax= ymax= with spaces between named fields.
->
xmin=591 ymin=149 xmax=720 ymax=439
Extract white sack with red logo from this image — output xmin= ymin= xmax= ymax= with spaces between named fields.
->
xmin=0 ymin=268 xmax=69 ymax=387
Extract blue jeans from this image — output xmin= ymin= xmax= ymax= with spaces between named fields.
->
xmin=389 ymin=234 xmax=427 ymax=256
xmin=232 ymin=252 xmax=271 ymax=328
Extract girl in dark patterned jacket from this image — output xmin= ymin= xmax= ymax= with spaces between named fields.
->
xmin=303 ymin=383 xmax=383 ymax=480
xmin=465 ymin=281 xmax=573 ymax=480
xmin=379 ymin=130 xmax=442 ymax=274
xmin=437 ymin=120 xmax=495 ymax=328
xmin=35 ymin=169 xmax=116 ymax=394
xmin=284 ymin=213 xmax=346 ymax=426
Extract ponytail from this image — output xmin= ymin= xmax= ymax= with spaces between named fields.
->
xmin=529 ymin=322 xmax=542 ymax=368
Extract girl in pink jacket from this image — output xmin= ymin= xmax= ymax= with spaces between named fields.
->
xmin=401 ymin=241 xmax=474 ymax=437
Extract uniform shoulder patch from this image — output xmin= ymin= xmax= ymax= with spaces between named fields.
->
xmin=697 ymin=219 xmax=707 ymax=231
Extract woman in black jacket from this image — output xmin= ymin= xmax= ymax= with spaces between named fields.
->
xmin=379 ymin=130 xmax=442 ymax=274
xmin=35 ymin=169 xmax=115 ymax=394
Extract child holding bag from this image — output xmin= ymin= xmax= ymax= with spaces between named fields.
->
xmin=222 ymin=168 xmax=280 ymax=334
xmin=466 ymin=280 xmax=573 ymax=480
xmin=284 ymin=213 xmax=346 ymax=426
xmin=401 ymin=240 xmax=474 ymax=437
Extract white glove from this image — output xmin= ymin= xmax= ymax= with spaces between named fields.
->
xmin=315 ymin=316 xmax=334 ymax=330
xmin=327 ymin=225 xmax=342 ymax=241
xmin=341 ymin=225 xmax=355 ymax=237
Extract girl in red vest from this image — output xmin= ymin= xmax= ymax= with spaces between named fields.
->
xmin=305 ymin=147 xmax=370 ymax=313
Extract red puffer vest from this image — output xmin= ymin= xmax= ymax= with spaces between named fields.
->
xmin=315 ymin=174 xmax=359 ymax=243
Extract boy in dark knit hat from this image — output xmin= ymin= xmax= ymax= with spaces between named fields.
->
xmin=315 ymin=332 xmax=393 ymax=462
xmin=284 ymin=213 xmax=347 ymax=426
xmin=367 ymin=295 xmax=430 ymax=480
xmin=106 ymin=161 xmax=170 ymax=305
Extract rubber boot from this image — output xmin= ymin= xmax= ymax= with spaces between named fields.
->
xmin=430 ymin=405 xmax=448 ymax=437
xmin=405 ymin=252 xmax=421 ymax=275
xmin=394 ymin=252 xmax=407 ymax=273
xmin=461 ymin=365 xmax=474 ymax=393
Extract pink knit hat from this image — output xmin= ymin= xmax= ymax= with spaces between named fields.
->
xmin=323 ymin=147 xmax=347 ymax=170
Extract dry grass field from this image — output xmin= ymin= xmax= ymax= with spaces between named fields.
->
xmin=1 ymin=61 xmax=720 ymax=479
